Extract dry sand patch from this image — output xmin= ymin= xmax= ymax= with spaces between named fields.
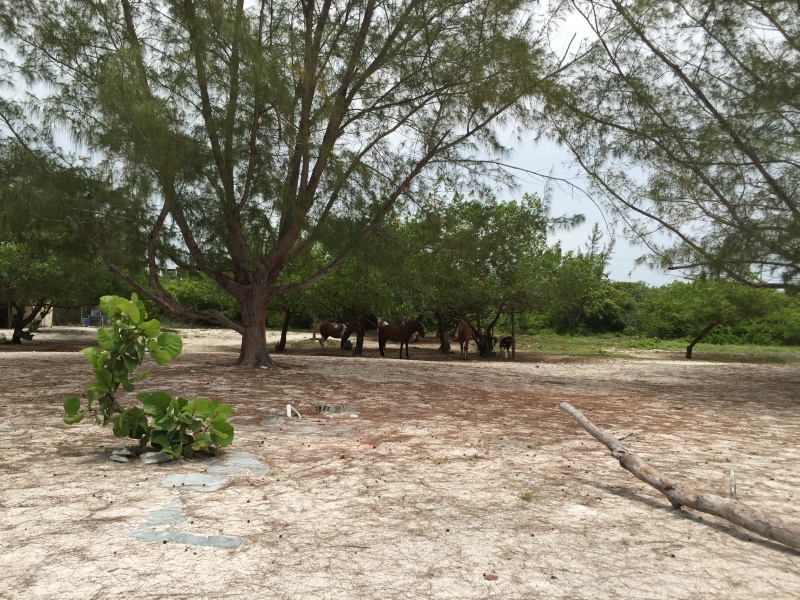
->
xmin=1 ymin=326 xmax=799 ymax=599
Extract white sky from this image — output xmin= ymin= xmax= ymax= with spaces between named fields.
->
xmin=503 ymin=134 xmax=681 ymax=287
xmin=493 ymin=5 xmax=682 ymax=287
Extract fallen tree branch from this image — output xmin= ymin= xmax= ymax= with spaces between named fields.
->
xmin=559 ymin=402 xmax=800 ymax=551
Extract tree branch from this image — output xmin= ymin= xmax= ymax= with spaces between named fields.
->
xmin=560 ymin=402 xmax=800 ymax=551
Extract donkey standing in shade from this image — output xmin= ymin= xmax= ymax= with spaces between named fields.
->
xmin=378 ymin=320 xmax=425 ymax=359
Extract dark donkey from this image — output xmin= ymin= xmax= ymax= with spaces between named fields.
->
xmin=379 ymin=320 xmax=425 ymax=359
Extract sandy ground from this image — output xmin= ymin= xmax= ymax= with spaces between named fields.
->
xmin=1 ymin=326 xmax=799 ymax=600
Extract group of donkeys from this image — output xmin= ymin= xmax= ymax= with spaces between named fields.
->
xmin=317 ymin=318 xmax=513 ymax=360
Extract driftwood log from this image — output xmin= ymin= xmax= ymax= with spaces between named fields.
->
xmin=559 ymin=402 xmax=800 ymax=551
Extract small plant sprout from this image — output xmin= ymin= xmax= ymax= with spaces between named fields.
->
xmin=519 ymin=492 xmax=533 ymax=502
xmin=63 ymin=293 xmax=234 ymax=458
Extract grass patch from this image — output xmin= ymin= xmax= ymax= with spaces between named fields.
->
xmin=511 ymin=333 xmax=800 ymax=364
xmin=518 ymin=491 xmax=533 ymax=502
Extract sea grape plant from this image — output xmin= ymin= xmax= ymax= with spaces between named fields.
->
xmin=63 ymin=293 xmax=234 ymax=458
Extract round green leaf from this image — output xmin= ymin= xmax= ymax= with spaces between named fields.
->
xmin=138 ymin=391 xmax=173 ymax=415
xmin=148 ymin=332 xmax=183 ymax=365
xmin=209 ymin=419 xmax=235 ymax=447
xmin=140 ymin=319 xmax=161 ymax=338
xmin=157 ymin=332 xmax=183 ymax=357
xmin=96 ymin=327 xmax=117 ymax=350
xmin=185 ymin=397 xmax=213 ymax=419
xmin=120 ymin=300 xmax=142 ymax=324
xmin=63 ymin=396 xmax=82 ymax=416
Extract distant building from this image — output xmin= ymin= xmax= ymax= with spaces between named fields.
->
xmin=1 ymin=301 xmax=54 ymax=329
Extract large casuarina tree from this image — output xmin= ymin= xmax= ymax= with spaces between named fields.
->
xmin=0 ymin=0 xmax=564 ymax=366
xmin=550 ymin=1 xmax=800 ymax=288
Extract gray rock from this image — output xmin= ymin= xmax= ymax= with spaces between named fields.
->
xmin=261 ymin=414 xmax=283 ymax=426
xmin=109 ymin=454 xmax=130 ymax=463
xmin=141 ymin=452 xmax=175 ymax=464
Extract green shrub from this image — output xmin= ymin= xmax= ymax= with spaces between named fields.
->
xmin=63 ymin=293 xmax=234 ymax=458
xmin=162 ymin=275 xmax=239 ymax=321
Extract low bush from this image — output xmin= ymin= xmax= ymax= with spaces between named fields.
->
xmin=63 ymin=293 xmax=234 ymax=458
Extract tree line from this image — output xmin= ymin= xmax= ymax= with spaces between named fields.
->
xmin=0 ymin=0 xmax=797 ymax=362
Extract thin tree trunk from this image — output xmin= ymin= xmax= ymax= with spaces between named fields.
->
xmin=686 ymin=321 xmax=721 ymax=359
xmin=559 ymin=402 xmax=800 ymax=551
xmin=311 ymin=314 xmax=320 ymax=340
xmin=435 ymin=311 xmax=450 ymax=354
xmin=274 ymin=308 xmax=291 ymax=352
xmin=353 ymin=326 xmax=364 ymax=356
xmin=510 ymin=308 xmax=516 ymax=360
xmin=10 ymin=302 xmax=37 ymax=344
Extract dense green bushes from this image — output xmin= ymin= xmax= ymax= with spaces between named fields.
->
xmin=159 ymin=275 xmax=239 ymax=322
xmin=517 ymin=280 xmax=800 ymax=347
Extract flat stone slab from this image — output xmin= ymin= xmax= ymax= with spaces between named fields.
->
xmin=130 ymin=529 xmax=247 ymax=548
xmin=126 ymin=498 xmax=247 ymax=548
xmin=204 ymin=450 xmax=268 ymax=476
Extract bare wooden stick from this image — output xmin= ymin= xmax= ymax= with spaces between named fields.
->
xmin=559 ymin=402 xmax=800 ymax=551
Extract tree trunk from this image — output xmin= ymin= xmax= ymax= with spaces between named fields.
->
xmin=510 ymin=309 xmax=516 ymax=360
xmin=10 ymin=303 xmax=35 ymax=344
xmin=236 ymin=291 xmax=275 ymax=367
xmin=559 ymin=402 xmax=800 ymax=551
xmin=686 ymin=321 xmax=721 ymax=359
xmin=311 ymin=314 xmax=320 ymax=340
xmin=274 ymin=308 xmax=291 ymax=352
xmin=435 ymin=311 xmax=450 ymax=354
xmin=353 ymin=327 xmax=364 ymax=356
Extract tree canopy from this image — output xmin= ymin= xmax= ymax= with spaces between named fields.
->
xmin=0 ymin=0 xmax=564 ymax=364
xmin=550 ymin=1 xmax=800 ymax=288
xmin=0 ymin=141 xmax=125 ymax=341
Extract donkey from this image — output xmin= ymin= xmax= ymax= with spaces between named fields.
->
xmin=456 ymin=320 xmax=473 ymax=359
xmin=379 ymin=320 xmax=425 ymax=359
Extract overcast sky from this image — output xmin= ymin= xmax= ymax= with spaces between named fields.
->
xmin=502 ymin=134 xmax=682 ymax=287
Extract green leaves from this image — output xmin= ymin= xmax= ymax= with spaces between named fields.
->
xmin=63 ymin=292 xmax=234 ymax=458
xmin=139 ymin=391 xmax=174 ymax=415
xmin=147 ymin=332 xmax=183 ymax=366
xmin=63 ymin=396 xmax=85 ymax=424
xmin=139 ymin=319 xmax=161 ymax=338
xmin=96 ymin=327 xmax=117 ymax=350
xmin=111 ymin=407 xmax=148 ymax=439
xmin=185 ymin=397 xmax=232 ymax=420
xmin=208 ymin=419 xmax=234 ymax=447
xmin=138 ymin=392 xmax=235 ymax=456
xmin=551 ymin=0 xmax=800 ymax=287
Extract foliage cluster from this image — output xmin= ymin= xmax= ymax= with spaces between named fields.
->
xmin=0 ymin=0 xmax=561 ymax=366
xmin=2 ymin=0 xmax=797 ymax=367
xmin=63 ymin=294 xmax=234 ymax=458
xmin=159 ymin=274 xmax=240 ymax=322
xmin=552 ymin=0 xmax=800 ymax=288
xmin=518 ymin=279 xmax=800 ymax=348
